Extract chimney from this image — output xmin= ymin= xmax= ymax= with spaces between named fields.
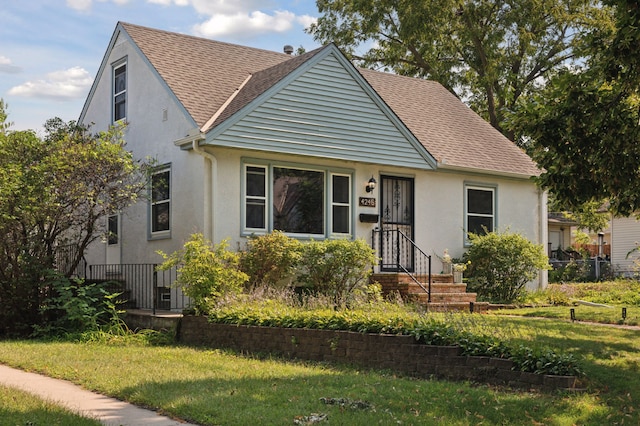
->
xmin=283 ymin=45 xmax=294 ymax=55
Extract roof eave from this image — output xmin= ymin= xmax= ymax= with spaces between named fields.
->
xmin=437 ymin=162 xmax=539 ymax=180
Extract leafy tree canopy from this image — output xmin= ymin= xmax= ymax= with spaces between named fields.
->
xmin=0 ymin=101 xmax=149 ymax=335
xmin=308 ymin=0 xmax=613 ymax=139
xmin=510 ymin=0 xmax=640 ymax=217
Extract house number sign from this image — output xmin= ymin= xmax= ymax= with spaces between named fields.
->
xmin=359 ymin=197 xmax=376 ymax=208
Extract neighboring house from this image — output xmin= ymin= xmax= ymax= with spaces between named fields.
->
xmin=79 ymin=22 xmax=547 ymax=303
xmin=610 ymin=217 xmax=639 ymax=275
xmin=547 ymin=212 xmax=577 ymax=258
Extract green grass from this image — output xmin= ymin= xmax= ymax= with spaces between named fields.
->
xmin=0 ymin=384 xmax=101 ymax=426
xmin=490 ymin=305 xmax=640 ymax=326
xmin=1 ymin=314 xmax=639 ymax=425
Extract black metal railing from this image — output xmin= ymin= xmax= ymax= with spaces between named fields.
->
xmin=88 ymin=263 xmax=189 ymax=313
xmin=54 ymin=244 xmax=87 ymax=279
xmin=372 ymin=228 xmax=432 ymax=302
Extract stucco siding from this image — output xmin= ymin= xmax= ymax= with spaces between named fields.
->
xmin=80 ymin=32 xmax=205 ymax=266
xmin=211 ymin=53 xmax=433 ymax=170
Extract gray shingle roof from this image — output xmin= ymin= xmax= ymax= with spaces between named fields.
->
xmin=120 ymin=22 xmax=539 ymax=177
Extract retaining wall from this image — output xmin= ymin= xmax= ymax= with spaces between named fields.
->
xmin=178 ymin=316 xmax=578 ymax=391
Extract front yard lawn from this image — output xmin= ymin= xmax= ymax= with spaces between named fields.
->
xmin=490 ymin=305 xmax=640 ymax=326
xmin=0 ymin=312 xmax=639 ymax=425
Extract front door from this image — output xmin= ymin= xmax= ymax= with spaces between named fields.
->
xmin=379 ymin=176 xmax=415 ymax=271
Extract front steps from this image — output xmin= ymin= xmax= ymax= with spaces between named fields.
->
xmin=371 ymin=273 xmax=489 ymax=312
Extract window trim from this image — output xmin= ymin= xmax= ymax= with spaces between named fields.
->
xmin=241 ymin=159 xmax=354 ymax=239
xmin=112 ymin=58 xmax=127 ymax=123
xmin=464 ymin=182 xmax=497 ymax=245
xmin=149 ymin=165 xmax=171 ymax=240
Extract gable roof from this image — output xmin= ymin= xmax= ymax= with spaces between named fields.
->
xmin=114 ymin=22 xmax=539 ymax=178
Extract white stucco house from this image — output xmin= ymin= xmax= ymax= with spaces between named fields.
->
xmin=78 ymin=22 xmax=547 ymax=309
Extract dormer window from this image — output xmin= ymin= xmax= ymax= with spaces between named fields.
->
xmin=113 ymin=61 xmax=126 ymax=122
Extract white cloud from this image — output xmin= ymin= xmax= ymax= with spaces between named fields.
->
xmin=0 ymin=56 xmax=22 ymax=74
xmin=8 ymin=67 xmax=93 ymax=101
xmin=66 ymin=0 xmax=130 ymax=12
xmin=148 ymin=0 xmax=190 ymax=6
xmin=65 ymin=0 xmax=93 ymax=11
xmin=194 ymin=10 xmax=304 ymax=38
xmin=297 ymin=14 xmax=317 ymax=30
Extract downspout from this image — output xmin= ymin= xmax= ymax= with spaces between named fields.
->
xmin=175 ymin=74 xmax=252 ymax=243
xmin=539 ymin=189 xmax=549 ymax=290
xmin=192 ymin=140 xmax=217 ymax=243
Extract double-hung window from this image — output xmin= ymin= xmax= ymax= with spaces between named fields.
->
xmin=331 ymin=174 xmax=350 ymax=234
xmin=465 ymin=184 xmax=495 ymax=240
xmin=243 ymin=162 xmax=352 ymax=237
xmin=150 ymin=167 xmax=170 ymax=238
xmin=107 ymin=214 xmax=119 ymax=245
xmin=113 ymin=61 xmax=126 ymax=122
xmin=245 ymin=166 xmax=267 ymax=230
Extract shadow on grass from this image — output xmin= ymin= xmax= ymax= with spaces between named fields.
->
xmin=116 ymin=359 xmax=615 ymax=426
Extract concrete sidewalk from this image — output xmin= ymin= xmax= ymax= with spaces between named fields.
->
xmin=0 ymin=364 xmax=198 ymax=426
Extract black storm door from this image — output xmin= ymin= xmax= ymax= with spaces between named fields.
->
xmin=379 ymin=176 xmax=415 ymax=271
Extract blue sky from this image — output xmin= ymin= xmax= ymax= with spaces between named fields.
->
xmin=1 ymin=0 xmax=321 ymax=133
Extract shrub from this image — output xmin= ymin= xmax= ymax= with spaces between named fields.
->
xmin=34 ymin=272 xmax=123 ymax=337
xmin=240 ymin=231 xmax=302 ymax=288
xmin=296 ymin=238 xmax=378 ymax=307
xmin=465 ymin=229 xmax=550 ymax=303
xmin=157 ymin=234 xmax=248 ymax=315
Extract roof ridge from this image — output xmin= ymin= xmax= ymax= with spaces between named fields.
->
xmin=119 ymin=21 xmax=297 ymax=58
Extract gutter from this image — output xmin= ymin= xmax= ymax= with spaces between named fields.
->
xmin=436 ymin=162 xmax=539 ymax=181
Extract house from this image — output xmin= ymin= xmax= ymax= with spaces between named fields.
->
xmin=547 ymin=212 xmax=579 ymax=258
xmin=609 ymin=217 xmax=638 ymax=275
xmin=78 ymin=22 xmax=547 ymax=308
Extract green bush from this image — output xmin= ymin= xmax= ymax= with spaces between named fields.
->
xmin=296 ymin=238 xmax=378 ymax=307
xmin=465 ymin=229 xmax=550 ymax=303
xmin=240 ymin=231 xmax=302 ymax=288
xmin=34 ymin=272 xmax=123 ymax=337
xmin=157 ymin=234 xmax=248 ymax=315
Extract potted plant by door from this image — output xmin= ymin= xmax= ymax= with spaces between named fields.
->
xmin=453 ymin=262 xmax=468 ymax=283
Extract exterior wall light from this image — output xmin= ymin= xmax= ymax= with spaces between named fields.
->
xmin=366 ymin=176 xmax=377 ymax=193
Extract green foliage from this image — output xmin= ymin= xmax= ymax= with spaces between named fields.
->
xmin=0 ymin=103 xmax=148 ymax=336
xmin=296 ymin=238 xmax=378 ymax=306
xmin=33 ymin=273 xmax=125 ymax=337
xmin=510 ymin=1 xmax=640 ymax=216
xmin=309 ymin=0 xmax=612 ymax=138
xmin=510 ymin=345 xmax=583 ymax=376
xmin=523 ymin=286 xmax=572 ymax=306
xmin=549 ymin=259 xmax=593 ymax=283
xmin=240 ymin=230 xmax=302 ymax=288
xmin=547 ymin=280 xmax=640 ymax=306
xmin=157 ymin=234 xmax=248 ymax=314
xmin=465 ymin=229 xmax=550 ymax=303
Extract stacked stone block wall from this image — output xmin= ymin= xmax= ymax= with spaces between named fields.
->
xmin=178 ymin=316 xmax=577 ymax=391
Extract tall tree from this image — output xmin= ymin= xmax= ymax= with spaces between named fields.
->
xmin=308 ymin=0 xmax=613 ymax=139
xmin=511 ymin=0 xmax=640 ymax=216
xmin=0 ymin=103 xmax=149 ymax=335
